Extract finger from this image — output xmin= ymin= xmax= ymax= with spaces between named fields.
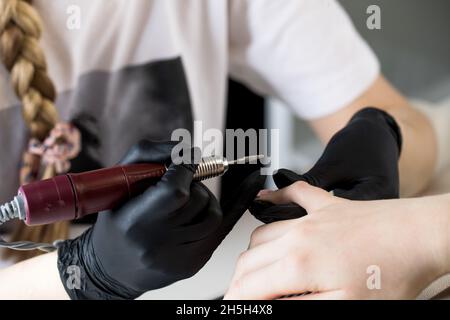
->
xmin=172 ymin=184 xmax=223 ymax=241
xmin=151 ymin=239 xmax=217 ymax=278
xmin=231 ymin=237 xmax=290 ymax=285
xmin=279 ymin=290 xmax=345 ymax=300
xmin=249 ymin=201 xmax=308 ymax=224
xmin=255 ymin=188 xmax=294 ymax=205
xmin=170 ymin=183 xmax=210 ymax=225
xmin=120 ymin=140 xmax=179 ymax=165
xmin=273 ymin=169 xmax=302 ymax=189
xmin=301 ymin=165 xmax=336 ymax=190
xmin=249 ymin=219 xmax=298 ymax=248
xmin=193 ymin=173 xmax=266 ymax=253
xmin=257 ymin=181 xmax=339 ymax=212
xmin=273 ymin=168 xmax=333 ymax=192
xmin=225 ymin=256 xmax=311 ymax=300
xmin=170 ymin=209 xmax=222 ymax=243
xmin=256 ymin=189 xmax=273 ymax=198
xmin=132 ymin=163 xmax=196 ymax=214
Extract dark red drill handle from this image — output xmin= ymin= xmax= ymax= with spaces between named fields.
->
xmin=19 ymin=163 xmax=167 ymax=226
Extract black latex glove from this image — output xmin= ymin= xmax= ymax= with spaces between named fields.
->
xmin=251 ymin=107 xmax=402 ymax=224
xmin=57 ymin=140 xmax=266 ymax=299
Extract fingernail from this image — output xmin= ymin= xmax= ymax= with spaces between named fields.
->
xmin=257 ymin=189 xmax=273 ymax=198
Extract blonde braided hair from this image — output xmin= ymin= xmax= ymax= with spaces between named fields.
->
xmin=0 ymin=0 xmax=69 ymax=261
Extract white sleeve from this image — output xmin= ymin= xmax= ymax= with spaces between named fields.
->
xmin=229 ymin=0 xmax=380 ymax=120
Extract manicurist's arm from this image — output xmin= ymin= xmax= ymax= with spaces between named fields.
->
xmin=252 ymin=75 xmax=437 ymax=224
xmin=229 ymin=1 xmax=437 ymax=198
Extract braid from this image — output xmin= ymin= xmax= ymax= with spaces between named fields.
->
xmin=0 ymin=0 xmax=69 ymax=261
xmin=0 ymin=0 xmax=58 ymax=140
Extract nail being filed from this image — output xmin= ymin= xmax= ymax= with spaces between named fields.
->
xmin=228 ymin=155 xmax=265 ymax=165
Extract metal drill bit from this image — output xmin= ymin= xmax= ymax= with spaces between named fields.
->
xmin=194 ymin=155 xmax=264 ymax=181
xmin=228 ymin=155 xmax=265 ymax=165
xmin=193 ymin=155 xmax=265 ymax=181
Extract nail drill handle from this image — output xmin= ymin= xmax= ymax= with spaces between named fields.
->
xmin=19 ymin=163 xmax=167 ymax=226
xmin=11 ymin=155 xmax=261 ymax=226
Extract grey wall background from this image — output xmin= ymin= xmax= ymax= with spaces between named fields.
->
xmin=340 ymin=0 xmax=450 ymax=101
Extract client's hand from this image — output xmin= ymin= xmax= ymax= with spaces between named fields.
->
xmin=251 ymin=107 xmax=402 ymax=223
xmin=57 ymin=140 xmax=266 ymax=300
xmin=226 ymin=182 xmax=450 ymax=300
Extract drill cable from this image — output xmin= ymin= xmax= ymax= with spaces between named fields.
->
xmin=0 ymin=236 xmax=58 ymax=252
xmin=1 ymin=202 xmax=58 ymax=252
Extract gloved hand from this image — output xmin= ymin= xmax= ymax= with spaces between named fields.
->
xmin=251 ymin=107 xmax=402 ymax=224
xmin=57 ymin=140 xmax=266 ymax=299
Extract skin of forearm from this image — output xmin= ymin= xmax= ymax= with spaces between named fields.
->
xmin=387 ymin=105 xmax=437 ymax=197
xmin=310 ymin=75 xmax=437 ymax=197
xmin=0 ymin=252 xmax=69 ymax=300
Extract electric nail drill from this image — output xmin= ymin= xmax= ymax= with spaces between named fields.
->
xmin=0 ymin=155 xmax=263 ymax=227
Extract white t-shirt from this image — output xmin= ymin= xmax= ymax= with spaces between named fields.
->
xmin=0 ymin=0 xmax=379 ymax=296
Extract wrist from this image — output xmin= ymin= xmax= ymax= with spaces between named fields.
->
xmin=57 ymin=228 xmax=140 ymax=300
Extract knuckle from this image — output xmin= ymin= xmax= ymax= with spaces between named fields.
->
xmin=294 ymin=220 xmax=314 ymax=238
xmin=283 ymin=227 xmax=308 ymax=245
xmin=281 ymin=252 xmax=308 ymax=277
xmin=173 ymin=186 xmax=190 ymax=203
xmin=249 ymin=225 xmax=265 ymax=246
xmin=285 ymin=181 xmax=308 ymax=200
xmin=167 ymin=186 xmax=190 ymax=202
xmin=159 ymin=185 xmax=190 ymax=209
xmin=236 ymin=251 xmax=248 ymax=270
xmin=231 ymin=277 xmax=245 ymax=297
xmin=292 ymin=180 xmax=309 ymax=191
xmin=286 ymin=253 xmax=304 ymax=270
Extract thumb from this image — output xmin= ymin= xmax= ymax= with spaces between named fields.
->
xmin=273 ymin=167 xmax=334 ymax=191
xmin=272 ymin=169 xmax=302 ymax=188
xmin=257 ymin=181 xmax=338 ymax=213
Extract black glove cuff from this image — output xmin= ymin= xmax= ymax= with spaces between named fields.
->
xmin=350 ymin=107 xmax=403 ymax=156
xmin=57 ymin=228 xmax=141 ymax=300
